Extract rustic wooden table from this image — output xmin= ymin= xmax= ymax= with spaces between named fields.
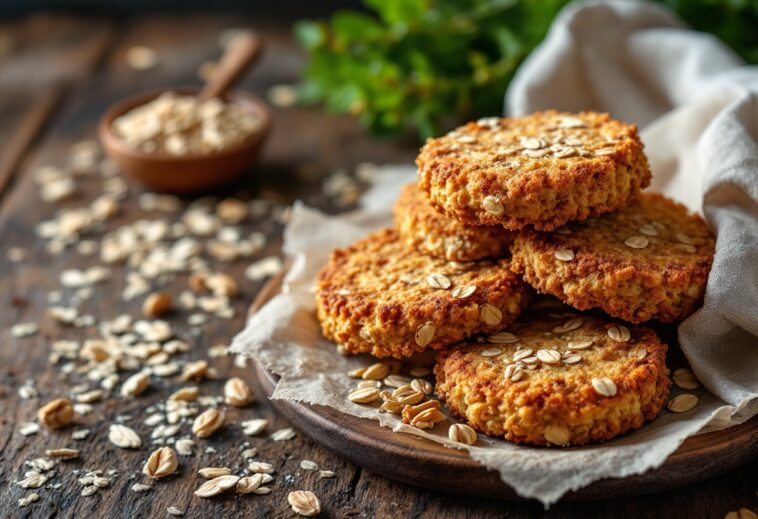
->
xmin=0 ymin=12 xmax=755 ymax=519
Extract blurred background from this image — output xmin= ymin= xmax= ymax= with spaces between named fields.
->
xmin=3 ymin=0 xmax=758 ymax=142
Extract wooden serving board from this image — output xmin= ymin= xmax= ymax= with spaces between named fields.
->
xmin=249 ymin=271 xmax=758 ymax=501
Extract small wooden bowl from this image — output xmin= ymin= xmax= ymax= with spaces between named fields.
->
xmin=98 ymin=87 xmax=271 ymax=193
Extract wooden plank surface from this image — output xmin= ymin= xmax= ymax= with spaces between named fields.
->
xmin=0 ymin=12 xmax=755 ymax=519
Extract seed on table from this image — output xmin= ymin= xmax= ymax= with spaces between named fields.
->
xmin=121 ymin=371 xmax=150 ymax=398
xmin=288 ymin=490 xmax=321 ymax=517
xmin=668 ymin=394 xmax=698 ymax=413
xmin=143 ymin=446 xmax=178 ymax=479
xmin=392 ymin=385 xmax=425 ymax=405
xmin=236 ymin=474 xmax=264 ymax=494
xmin=672 ymin=368 xmax=700 ymax=390
xmin=192 ymin=409 xmax=225 ymax=438
xmin=181 ymin=360 xmax=208 ymax=381
xmin=300 ymin=460 xmax=319 ymax=471
xmin=383 ymin=374 xmax=411 ymax=388
xmin=206 ymin=272 xmax=238 ymax=298
xmin=199 ymin=467 xmax=232 ymax=479
xmin=142 ymin=292 xmax=172 ymax=318
xmin=194 ymin=475 xmax=240 ymax=498
xmin=348 ymin=387 xmax=380 ymax=404
xmin=108 ymin=424 xmax=142 ymax=449
xmin=249 ymin=461 xmax=275 ymax=474
xmin=448 ymin=423 xmax=477 ymax=445
xmin=362 ymin=362 xmax=390 ymax=381
xmin=224 ymin=377 xmax=254 ymax=407
xmin=169 ymin=386 xmax=200 ymax=401
xmin=410 ymin=379 xmax=433 ymax=395
xmin=37 ymin=398 xmax=74 ymax=428
xmin=45 ymin=448 xmax=80 ymax=459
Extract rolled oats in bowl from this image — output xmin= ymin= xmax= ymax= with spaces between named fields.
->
xmin=111 ymin=91 xmax=262 ymax=156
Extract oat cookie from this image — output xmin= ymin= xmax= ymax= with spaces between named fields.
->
xmin=393 ymin=183 xmax=513 ymax=261
xmin=316 ymin=228 xmax=531 ymax=359
xmin=510 ymin=193 xmax=715 ymax=323
xmin=417 ymin=111 xmax=650 ymax=231
xmin=434 ymin=310 xmax=670 ymax=446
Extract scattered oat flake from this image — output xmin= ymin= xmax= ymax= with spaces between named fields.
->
xmin=20 ymin=422 xmax=40 ymax=436
xmin=319 ymin=470 xmax=336 ymax=479
xmin=300 ymin=460 xmax=319 ymax=471
xmin=245 ymin=256 xmax=283 ymax=281
xmin=11 ymin=322 xmax=38 ymax=338
xmin=108 ymin=424 xmax=142 ymax=448
xmin=668 ymin=393 xmax=698 ymax=413
xmin=126 ymin=45 xmax=158 ymax=70
xmin=271 ymin=427 xmax=296 ymax=441
xmin=132 ymin=483 xmax=152 ymax=492
xmin=194 ymin=475 xmax=240 ymax=498
xmin=167 ymin=506 xmax=184 ymax=516
xmin=242 ymin=418 xmax=268 ymax=436
xmin=288 ymin=490 xmax=321 ymax=517
xmin=18 ymin=493 xmax=40 ymax=507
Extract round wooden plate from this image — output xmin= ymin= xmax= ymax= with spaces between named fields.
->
xmin=249 ymin=271 xmax=758 ymax=500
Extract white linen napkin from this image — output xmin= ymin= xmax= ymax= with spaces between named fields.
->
xmin=506 ymin=0 xmax=758 ymax=416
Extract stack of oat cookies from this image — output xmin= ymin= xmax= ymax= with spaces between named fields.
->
xmin=316 ymin=111 xmax=715 ymax=447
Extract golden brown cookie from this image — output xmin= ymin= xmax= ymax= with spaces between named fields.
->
xmin=316 ymin=228 xmax=531 ymax=359
xmin=393 ymin=183 xmax=513 ymax=261
xmin=435 ymin=310 xmax=670 ymax=446
xmin=510 ymin=193 xmax=715 ymax=323
xmin=417 ymin=111 xmax=650 ymax=231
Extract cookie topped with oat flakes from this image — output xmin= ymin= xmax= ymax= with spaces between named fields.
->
xmin=510 ymin=193 xmax=715 ymax=323
xmin=393 ymin=183 xmax=513 ymax=262
xmin=434 ymin=309 xmax=670 ymax=447
xmin=316 ymin=228 xmax=531 ymax=359
xmin=417 ymin=110 xmax=650 ymax=231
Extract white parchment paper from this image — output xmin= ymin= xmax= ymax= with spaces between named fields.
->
xmin=231 ymin=1 xmax=758 ymax=505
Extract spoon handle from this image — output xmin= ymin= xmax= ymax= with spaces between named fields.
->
xmin=199 ymin=31 xmax=262 ymax=101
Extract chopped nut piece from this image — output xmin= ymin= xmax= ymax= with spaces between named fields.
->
xmin=142 ymin=292 xmax=172 ymax=318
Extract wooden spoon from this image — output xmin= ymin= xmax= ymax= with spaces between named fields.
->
xmin=199 ymin=31 xmax=263 ymax=101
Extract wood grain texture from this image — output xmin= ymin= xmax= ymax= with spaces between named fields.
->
xmin=0 ymin=11 xmax=755 ymax=519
